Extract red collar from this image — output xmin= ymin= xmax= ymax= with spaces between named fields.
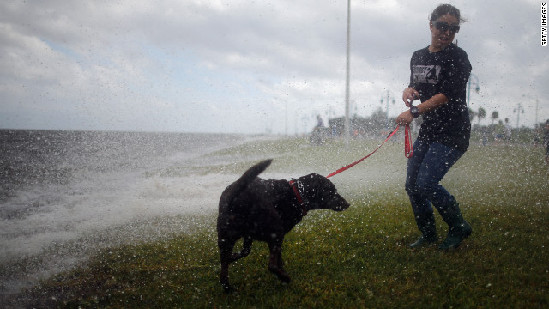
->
xmin=289 ymin=180 xmax=307 ymax=216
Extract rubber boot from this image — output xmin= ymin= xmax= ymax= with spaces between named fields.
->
xmin=438 ymin=201 xmax=472 ymax=250
xmin=409 ymin=211 xmax=437 ymax=248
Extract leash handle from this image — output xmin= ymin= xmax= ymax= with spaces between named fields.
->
xmin=404 ymin=124 xmax=413 ymax=158
xmin=404 ymin=99 xmax=416 ymax=158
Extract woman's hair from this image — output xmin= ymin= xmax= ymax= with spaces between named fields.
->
xmin=430 ymin=4 xmax=465 ymax=23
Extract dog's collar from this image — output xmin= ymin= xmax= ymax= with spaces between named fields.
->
xmin=289 ymin=179 xmax=308 ymax=216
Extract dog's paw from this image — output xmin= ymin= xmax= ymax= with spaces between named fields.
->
xmin=278 ymin=273 xmax=291 ymax=283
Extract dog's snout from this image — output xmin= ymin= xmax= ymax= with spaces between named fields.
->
xmin=332 ymin=195 xmax=350 ymax=211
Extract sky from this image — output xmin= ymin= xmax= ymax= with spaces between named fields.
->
xmin=1 ymin=0 xmax=547 ymax=135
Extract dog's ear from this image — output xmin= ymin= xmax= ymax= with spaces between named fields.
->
xmin=301 ymin=173 xmax=324 ymax=180
xmin=299 ymin=173 xmax=319 ymax=187
xmin=299 ymin=173 xmax=332 ymax=192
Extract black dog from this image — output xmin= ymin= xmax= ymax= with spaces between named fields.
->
xmin=217 ymin=159 xmax=349 ymax=292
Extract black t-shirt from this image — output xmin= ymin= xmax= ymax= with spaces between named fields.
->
xmin=408 ymin=44 xmax=472 ymax=152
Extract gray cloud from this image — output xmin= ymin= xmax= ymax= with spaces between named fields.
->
xmin=1 ymin=0 xmax=547 ymax=133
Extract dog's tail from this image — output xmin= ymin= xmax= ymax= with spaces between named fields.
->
xmin=219 ymin=159 xmax=272 ymax=210
xmin=230 ymin=159 xmax=272 ymax=196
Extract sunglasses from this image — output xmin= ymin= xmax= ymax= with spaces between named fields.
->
xmin=432 ymin=21 xmax=460 ymax=33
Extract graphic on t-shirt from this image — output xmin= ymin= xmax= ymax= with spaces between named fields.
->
xmin=412 ymin=65 xmax=441 ymax=84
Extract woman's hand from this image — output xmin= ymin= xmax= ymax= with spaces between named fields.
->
xmin=396 ymin=110 xmax=414 ymax=125
xmin=402 ymin=88 xmax=419 ymax=107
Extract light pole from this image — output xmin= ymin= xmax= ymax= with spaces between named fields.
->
xmin=285 ymin=100 xmax=288 ymax=136
xmin=344 ymin=0 xmax=351 ymax=142
xmin=514 ymin=103 xmax=525 ymax=128
xmin=522 ymin=94 xmax=540 ymax=127
xmin=467 ymin=73 xmax=480 ymax=106
xmin=380 ymin=90 xmax=395 ymax=129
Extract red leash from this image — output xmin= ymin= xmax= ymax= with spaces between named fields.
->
xmin=404 ymin=124 xmax=413 ymax=158
xmin=326 ymin=125 xmax=413 ymax=179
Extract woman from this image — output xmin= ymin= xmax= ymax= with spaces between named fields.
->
xmin=396 ymin=4 xmax=472 ymax=250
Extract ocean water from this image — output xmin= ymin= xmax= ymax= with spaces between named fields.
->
xmin=0 ymin=129 xmax=407 ymax=304
xmin=0 ymin=130 xmax=259 ymax=297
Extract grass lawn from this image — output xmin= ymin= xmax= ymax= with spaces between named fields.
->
xmin=20 ymin=136 xmax=549 ymax=308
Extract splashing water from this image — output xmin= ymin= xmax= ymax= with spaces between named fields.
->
xmin=0 ymin=130 xmax=258 ymax=296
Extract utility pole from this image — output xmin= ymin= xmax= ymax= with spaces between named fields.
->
xmin=514 ymin=103 xmax=525 ymax=128
xmin=522 ymin=94 xmax=540 ymax=127
xmin=380 ymin=90 xmax=395 ymax=129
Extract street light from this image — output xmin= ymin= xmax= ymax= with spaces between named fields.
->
xmin=380 ymin=90 xmax=395 ymax=129
xmin=514 ymin=103 xmax=525 ymax=128
xmin=343 ymin=0 xmax=351 ymax=142
xmin=522 ymin=94 xmax=539 ymax=127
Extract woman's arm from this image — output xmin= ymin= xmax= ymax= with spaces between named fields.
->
xmin=416 ymin=93 xmax=449 ymax=114
xmin=396 ymin=93 xmax=449 ymax=125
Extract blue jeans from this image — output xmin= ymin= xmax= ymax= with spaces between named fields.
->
xmin=405 ymin=140 xmax=464 ymax=218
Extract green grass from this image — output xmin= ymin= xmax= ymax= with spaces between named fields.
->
xmin=22 ymin=137 xmax=549 ymax=308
